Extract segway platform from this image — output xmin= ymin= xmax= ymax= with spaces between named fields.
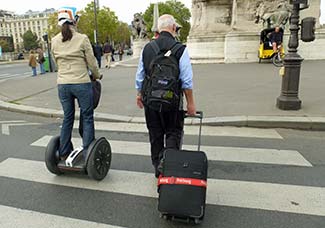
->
xmin=45 ymin=136 xmax=112 ymax=181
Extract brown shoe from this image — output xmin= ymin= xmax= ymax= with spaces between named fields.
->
xmin=60 ymin=154 xmax=70 ymax=161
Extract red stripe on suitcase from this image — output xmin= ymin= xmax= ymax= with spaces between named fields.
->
xmin=158 ymin=176 xmax=207 ymax=188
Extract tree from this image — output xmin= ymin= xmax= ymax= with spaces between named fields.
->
xmin=47 ymin=12 xmax=60 ymax=40
xmin=22 ymin=30 xmax=39 ymax=50
xmin=143 ymin=0 xmax=191 ymax=43
xmin=0 ymin=36 xmax=14 ymax=52
xmin=78 ymin=2 xmax=120 ymax=44
xmin=46 ymin=2 xmax=131 ymax=46
xmin=0 ymin=40 xmax=9 ymax=52
xmin=114 ymin=22 xmax=131 ymax=47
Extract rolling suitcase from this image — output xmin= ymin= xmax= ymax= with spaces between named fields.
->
xmin=158 ymin=111 xmax=208 ymax=224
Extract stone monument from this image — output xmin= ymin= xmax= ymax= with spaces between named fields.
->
xmin=131 ymin=13 xmax=149 ymax=57
xmin=187 ymin=0 xmax=323 ymax=63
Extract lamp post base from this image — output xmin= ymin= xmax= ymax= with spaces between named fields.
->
xmin=276 ymin=96 xmax=301 ymax=110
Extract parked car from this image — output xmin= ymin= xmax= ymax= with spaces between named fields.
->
xmin=126 ymin=48 xmax=133 ymax=56
xmin=17 ymin=53 xmax=24 ymax=60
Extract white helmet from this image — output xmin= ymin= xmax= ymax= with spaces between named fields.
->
xmin=57 ymin=7 xmax=79 ymax=26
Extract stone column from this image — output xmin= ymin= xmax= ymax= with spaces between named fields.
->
xmin=187 ymin=0 xmax=232 ymax=63
xmin=132 ymin=39 xmax=149 ymax=58
xmin=187 ymin=0 xmax=325 ymax=63
xmin=231 ymin=0 xmax=237 ymax=29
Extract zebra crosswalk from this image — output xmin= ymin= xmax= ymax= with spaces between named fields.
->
xmin=1 ymin=158 xmax=324 ymax=217
xmin=0 ymin=72 xmax=31 ymax=83
xmin=32 ymin=135 xmax=312 ymax=167
xmin=0 ymin=122 xmax=324 ymax=227
xmin=75 ymin=121 xmax=284 ymax=139
xmin=0 ymin=72 xmax=31 ymax=79
xmin=0 ymin=205 xmax=125 ymax=228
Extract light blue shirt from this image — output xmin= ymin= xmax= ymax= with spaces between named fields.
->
xmin=135 ymin=47 xmax=193 ymax=91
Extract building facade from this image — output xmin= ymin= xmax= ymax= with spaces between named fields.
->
xmin=0 ymin=9 xmax=54 ymax=51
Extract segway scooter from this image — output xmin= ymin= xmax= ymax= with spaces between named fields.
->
xmin=45 ymin=73 xmax=111 ymax=181
xmin=45 ymin=136 xmax=112 ymax=181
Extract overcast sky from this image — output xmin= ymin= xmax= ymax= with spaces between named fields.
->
xmin=1 ymin=0 xmax=324 ymax=24
xmin=1 ymin=0 xmax=191 ymax=24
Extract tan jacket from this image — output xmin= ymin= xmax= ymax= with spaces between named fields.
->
xmin=29 ymin=54 xmax=37 ymax=68
xmin=51 ymin=28 xmax=100 ymax=84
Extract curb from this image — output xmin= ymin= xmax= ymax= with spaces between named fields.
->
xmin=1 ymin=100 xmax=325 ymax=130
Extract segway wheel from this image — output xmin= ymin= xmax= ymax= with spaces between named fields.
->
xmin=86 ymin=137 xmax=112 ymax=181
xmin=45 ymin=135 xmax=63 ymax=175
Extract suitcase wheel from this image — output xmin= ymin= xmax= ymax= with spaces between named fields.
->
xmin=160 ymin=214 xmax=170 ymax=220
xmin=194 ymin=218 xmax=202 ymax=225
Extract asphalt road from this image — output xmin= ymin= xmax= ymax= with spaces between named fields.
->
xmin=0 ymin=54 xmax=132 ymax=83
xmin=0 ymin=110 xmax=324 ymax=228
xmin=0 ymin=61 xmax=33 ymax=81
xmin=2 ymin=59 xmax=325 ymax=118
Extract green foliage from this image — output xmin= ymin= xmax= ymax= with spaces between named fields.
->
xmin=0 ymin=40 xmax=9 ymax=52
xmin=0 ymin=37 xmax=14 ymax=52
xmin=143 ymin=0 xmax=191 ymax=42
xmin=114 ymin=22 xmax=131 ymax=46
xmin=47 ymin=12 xmax=60 ymax=40
xmin=47 ymin=2 xmax=131 ymax=46
xmin=22 ymin=30 xmax=39 ymax=50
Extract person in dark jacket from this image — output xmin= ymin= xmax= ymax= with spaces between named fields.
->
xmin=135 ymin=14 xmax=196 ymax=178
xmin=103 ymin=41 xmax=113 ymax=68
xmin=269 ymin=26 xmax=283 ymax=53
xmin=92 ymin=43 xmax=103 ymax=68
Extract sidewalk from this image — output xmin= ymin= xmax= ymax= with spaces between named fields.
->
xmin=0 ymin=57 xmax=325 ymax=130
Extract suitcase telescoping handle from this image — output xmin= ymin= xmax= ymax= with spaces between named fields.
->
xmin=184 ymin=111 xmax=203 ymax=151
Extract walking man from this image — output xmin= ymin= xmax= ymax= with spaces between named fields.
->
xmin=103 ymin=40 xmax=113 ymax=68
xmin=135 ymin=14 xmax=196 ymax=177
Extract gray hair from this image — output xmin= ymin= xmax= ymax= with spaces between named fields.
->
xmin=158 ymin=14 xmax=176 ymax=32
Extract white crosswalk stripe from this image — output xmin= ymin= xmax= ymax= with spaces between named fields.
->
xmin=0 ymin=158 xmax=324 ymax=217
xmin=73 ymin=122 xmax=284 ymax=139
xmin=31 ymin=135 xmax=312 ymax=167
xmin=0 ymin=205 xmax=125 ymax=228
xmin=1 ymin=122 xmax=324 ymax=225
xmin=0 ymin=73 xmax=30 ymax=80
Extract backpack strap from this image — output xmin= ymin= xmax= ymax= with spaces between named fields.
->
xmin=149 ymin=41 xmax=161 ymax=55
xmin=170 ymin=43 xmax=184 ymax=56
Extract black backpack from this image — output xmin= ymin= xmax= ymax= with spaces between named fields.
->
xmin=142 ymin=41 xmax=183 ymax=112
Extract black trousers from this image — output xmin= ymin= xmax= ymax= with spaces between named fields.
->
xmin=144 ymin=107 xmax=184 ymax=167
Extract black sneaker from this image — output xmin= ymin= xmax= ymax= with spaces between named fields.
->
xmin=154 ymin=165 xmax=161 ymax=178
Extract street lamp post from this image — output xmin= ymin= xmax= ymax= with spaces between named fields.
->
xmin=276 ymin=1 xmax=309 ymax=110
xmin=42 ymin=33 xmax=52 ymax=72
xmin=94 ymin=0 xmax=99 ymax=44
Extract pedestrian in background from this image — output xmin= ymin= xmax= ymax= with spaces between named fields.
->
xmin=118 ymin=45 xmax=124 ymax=61
xmin=111 ymin=46 xmax=115 ymax=62
xmin=37 ymin=47 xmax=46 ymax=74
xmin=29 ymin=50 xmax=37 ymax=76
xmin=103 ymin=40 xmax=113 ymax=68
xmin=92 ymin=43 xmax=103 ymax=68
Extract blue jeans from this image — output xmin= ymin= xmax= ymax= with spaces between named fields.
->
xmin=32 ymin=67 xmax=37 ymax=76
xmin=58 ymin=83 xmax=94 ymax=158
xmin=40 ymin=63 xmax=46 ymax=74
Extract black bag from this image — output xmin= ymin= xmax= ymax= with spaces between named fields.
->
xmin=92 ymin=80 xmax=101 ymax=109
xmin=158 ymin=112 xmax=208 ymax=224
xmin=142 ymin=41 xmax=183 ymax=112
xmin=78 ymin=77 xmax=101 ymax=138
